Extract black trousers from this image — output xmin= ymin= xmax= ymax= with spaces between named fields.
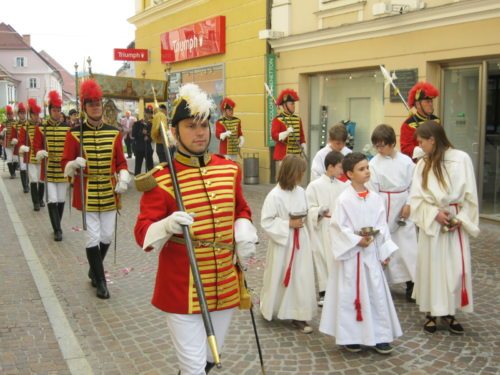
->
xmin=125 ymin=136 xmax=133 ymax=158
xmin=134 ymin=149 xmax=154 ymax=175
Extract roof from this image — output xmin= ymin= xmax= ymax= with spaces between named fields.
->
xmin=0 ymin=23 xmax=30 ymax=50
xmin=0 ymin=62 xmax=20 ymax=83
xmin=39 ymin=50 xmax=76 ymax=100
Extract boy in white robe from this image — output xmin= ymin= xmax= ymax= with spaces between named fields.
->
xmin=319 ymin=152 xmax=402 ymax=354
xmin=368 ymin=124 xmax=418 ymax=302
xmin=410 ymin=121 xmax=479 ymax=335
xmin=306 ymin=150 xmax=349 ymax=306
xmin=260 ymin=155 xmax=317 ymax=334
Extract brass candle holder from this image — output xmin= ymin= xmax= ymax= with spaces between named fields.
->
xmin=441 ymin=216 xmax=461 ymax=233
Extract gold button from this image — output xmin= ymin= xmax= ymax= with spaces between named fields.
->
xmin=215 ymin=219 xmax=220 ymax=224
xmin=213 ymin=206 xmax=218 ymax=211
xmin=201 ymin=168 xmax=207 ymax=175
xmin=215 ymin=248 xmax=221 ymax=252
xmin=211 ymin=193 xmax=216 ymax=198
xmin=217 ymin=234 xmax=222 ymax=238
xmin=206 ymin=180 xmax=212 ymax=186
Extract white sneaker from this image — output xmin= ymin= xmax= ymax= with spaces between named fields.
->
xmin=318 ymin=296 xmax=324 ymax=307
xmin=292 ymin=320 xmax=313 ymax=334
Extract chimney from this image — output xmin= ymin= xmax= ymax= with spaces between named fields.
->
xmin=22 ymin=34 xmax=31 ymax=46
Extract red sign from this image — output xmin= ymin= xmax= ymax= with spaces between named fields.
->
xmin=113 ymin=48 xmax=149 ymax=62
xmin=160 ymin=16 xmax=226 ymax=63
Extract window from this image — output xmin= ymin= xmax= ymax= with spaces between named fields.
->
xmin=29 ymin=78 xmax=38 ymax=89
xmin=16 ymin=57 xmax=25 ymax=67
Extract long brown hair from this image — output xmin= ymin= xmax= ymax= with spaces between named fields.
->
xmin=277 ymin=155 xmax=307 ymax=190
xmin=415 ymin=121 xmax=453 ymax=190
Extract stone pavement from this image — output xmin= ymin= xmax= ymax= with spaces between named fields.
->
xmin=0 ymin=159 xmax=499 ymax=375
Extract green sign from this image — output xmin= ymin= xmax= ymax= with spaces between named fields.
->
xmin=266 ymin=54 xmax=277 ymax=146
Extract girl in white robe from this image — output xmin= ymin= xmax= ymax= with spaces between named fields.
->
xmin=319 ymin=152 xmax=402 ymax=354
xmin=368 ymin=124 xmax=418 ymax=301
xmin=306 ymin=150 xmax=349 ymax=305
xmin=260 ymin=155 xmax=317 ymax=333
xmin=410 ymin=121 xmax=479 ymax=335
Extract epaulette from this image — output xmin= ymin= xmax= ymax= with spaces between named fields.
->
xmin=134 ymin=162 xmax=168 ymax=192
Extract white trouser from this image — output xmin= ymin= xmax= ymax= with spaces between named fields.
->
xmin=47 ymin=182 xmax=68 ymax=203
xmin=28 ymin=164 xmax=41 ymax=182
xmin=19 ymin=157 xmax=27 ymax=171
xmin=85 ymin=211 xmax=116 ymax=248
xmin=166 ymin=308 xmax=234 ymax=375
xmin=5 ymin=147 xmax=18 ymax=163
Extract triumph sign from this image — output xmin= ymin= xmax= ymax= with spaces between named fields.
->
xmin=160 ymin=16 xmax=226 ymax=63
xmin=113 ymin=48 xmax=149 ymax=62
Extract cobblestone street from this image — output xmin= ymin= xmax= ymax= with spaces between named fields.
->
xmin=0 ymin=159 xmax=499 ymax=375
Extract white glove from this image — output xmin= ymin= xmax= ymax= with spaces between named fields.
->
xmin=301 ymin=143 xmax=307 ymax=157
xmin=412 ymin=146 xmax=425 ymax=160
xmin=287 ymin=126 xmax=294 ymax=134
xmin=64 ymin=157 xmax=87 ymax=177
xmin=160 ymin=211 xmax=195 ymax=235
xmin=220 ymin=130 xmax=232 ymax=141
xmin=0 ymin=128 xmax=6 ymax=136
xmin=19 ymin=145 xmax=30 ymax=154
xmin=35 ymin=150 xmax=48 ymax=161
xmin=11 ymin=138 xmax=18 ymax=145
xmin=234 ymin=218 xmax=258 ymax=266
xmin=318 ymin=206 xmax=330 ymax=217
xmin=114 ymin=169 xmax=131 ymax=194
xmin=238 ymin=136 xmax=245 ymax=148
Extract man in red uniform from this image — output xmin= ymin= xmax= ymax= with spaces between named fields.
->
xmin=400 ymin=82 xmax=440 ymax=159
xmin=16 ymin=103 xmax=30 ymax=193
xmin=271 ymin=88 xmax=306 ymax=170
xmin=61 ymin=79 xmax=130 ymax=299
xmin=1 ymin=105 xmax=18 ymax=178
xmin=215 ymin=97 xmax=243 ymax=160
xmin=135 ymin=83 xmax=258 ymax=375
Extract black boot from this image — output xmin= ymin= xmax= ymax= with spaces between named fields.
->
xmin=38 ymin=183 xmax=45 ymax=207
xmin=86 ymin=246 xmax=110 ymax=299
xmin=47 ymin=203 xmax=63 ymax=241
xmin=57 ymin=202 xmax=65 ymax=221
xmin=89 ymin=242 xmax=111 ymax=287
xmin=205 ymin=361 xmax=216 ymax=374
xmin=406 ymin=281 xmax=415 ymax=303
xmin=30 ymin=183 xmax=40 ymax=211
xmin=20 ymin=170 xmax=29 ymax=193
xmin=14 ymin=161 xmax=19 ymax=171
xmin=7 ymin=162 xmax=15 ymax=178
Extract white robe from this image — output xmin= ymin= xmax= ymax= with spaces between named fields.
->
xmin=259 ymin=185 xmax=317 ymax=322
xmin=306 ymin=174 xmax=349 ymax=292
xmin=410 ymin=148 xmax=479 ymax=316
xmin=311 ymin=145 xmax=352 ymax=181
xmin=368 ymin=151 xmax=418 ymax=284
xmin=319 ymin=186 xmax=402 ymax=346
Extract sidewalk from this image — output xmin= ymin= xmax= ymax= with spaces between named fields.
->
xmin=0 ymin=159 xmax=499 ymax=374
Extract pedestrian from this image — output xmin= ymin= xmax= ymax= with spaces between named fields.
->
xmin=410 ymin=120 xmax=479 ymax=334
xmin=400 ymin=82 xmax=440 ymax=159
xmin=68 ymin=109 xmax=80 ymax=129
xmin=319 ymin=152 xmax=402 ymax=354
xmin=271 ymin=89 xmax=306 ymax=170
xmin=134 ymin=83 xmax=257 ymax=375
xmin=120 ymin=110 xmax=135 ymax=158
xmin=260 ymin=154 xmax=317 ymax=334
xmin=15 ymin=103 xmax=29 ymax=193
xmin=1 ymin=104 xmax=19 ymax=178
xmin=215 ymin=97 xmax=244 ymax=161
xmin=368 ymin=124 xmax=418 ymax=302
xmin=306 ymin=150 xmax=349 ymax=307
xmin=132 ymin=105 xmax=154 ymax=175
xmin=61 ymin=79 xmax=131 ymax=300
xmin=19 ymin=99 xmax=45 ymax=211
xmin=311 ymin=123 xmax=352 ymax=181
xmin=34 ymin=90 xmax=70 ymax=241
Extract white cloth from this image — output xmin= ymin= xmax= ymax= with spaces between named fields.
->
xmin=85 ymin=211 xmax=117 ymax=248
xmin=306 ymin=174 xmax=349 ymax=292
xmin=64 ymin=157 xmax=86 ymax=178
xmin=238 ymin=136 xmax=244 ymax=148
xmin=410 ymin=148 xmax=479 ymax=316
xmin=234 ymin=218 xmax=258 ymax=263
xmin=220 ymin=130 xmax=232 ymax=140
xmin=311 ymin=145 xmax=352 ymax=181
xmin=368 ymin=151 xmax=418 ymax=284
xmin=166 ymin=308 xmax=234 ymax=375
xmin=259 ymin=185 xmax=317 ymax=322
xmin=319 ymin=186 xmax=402 ymax=346
xmin=142 ymin=211 xmax=194 ymax=251
xmin=47 ymin=182 xmax=68 ymax=203
xmin=114 ymin=169 xmax=131 ymax=194
xmin=28 ymin=163 xmax=41 ymax=182
xmin=19 ymin=158 xmax=27 ymax=171
xmin=5 ymin=147 xmax=19 ymax=163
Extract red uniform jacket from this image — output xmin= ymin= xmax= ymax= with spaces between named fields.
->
xmin=134 ymin=152 xmax=252 ymax=314
xmin=400 ymin=113 xmax=440 ymax=158
xmin=271 ymin=113 xmax=305 ymax=161
xmin=18 ymin=122 xmax=42 ymax=165
xmin=215 ymin=116 xmax=242 ymax=155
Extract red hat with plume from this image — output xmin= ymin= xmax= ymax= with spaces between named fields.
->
xmin=408 ymin=82 xmax=439 ymax=108
xmin=28 ymin=98 xmax=41 ymax=115
xmin=220 ymin=97 xmax=236 ymax=111
xmin=17 ymin=102 xmax=26 ymax=114
xmin=276 ymin=89 xmax=299 ymax=105
xmin=6 ymin=105 xmax=13 ymax=116
xmin=48 ymin=90 xmax=62 ymax=109
xmin=80 ymin=79 xmax=102 ymax=109
xmin=145 ymin=104 xmax=154 ymax=114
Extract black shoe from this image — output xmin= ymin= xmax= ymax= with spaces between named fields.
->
xmin=344 ymin=344 xmax=362 ymax=353
xmin=375 ymin=343 xmax=393 ymax=354
xmin=442 ymin=315 xmax=464 ymax=335
xmin=86 ymin=246 xmax=110 ymax=299
xmin=38 ymin=183 xmax=45 ymax=207
xmin=205 ymin=361 xmax=216 ymax=374
xmin=89 ymin=242 xmax=111 ymax=287
xmin=424 ymin=315 xmax=437 ymax=334
xmin=405 ymin=281 xmax=416 ymax=303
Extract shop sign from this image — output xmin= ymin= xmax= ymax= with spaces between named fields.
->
xmin=160 ymin=16 xmax=226 ymax=63
xmin=266 ymin=53 xmax=277 ymax=146
xmin=113 ymin=48 xmax=149 ymax=61
xmin=390 ymin=68 xmax=418 ymax=103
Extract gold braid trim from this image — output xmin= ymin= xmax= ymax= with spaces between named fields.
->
xmin=134 ymin=163 xmax=167 ymax=192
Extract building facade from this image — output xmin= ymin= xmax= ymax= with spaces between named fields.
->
xmin=268 ymin=0 xmax=500 ymax=218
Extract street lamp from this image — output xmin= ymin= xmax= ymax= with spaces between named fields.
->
xmin=74 ymin=62 xmax=79 ymax=110
xmin=87 ymin=56 xmax=92 ymax=76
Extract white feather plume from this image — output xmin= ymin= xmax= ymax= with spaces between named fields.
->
xmin=178 ymin=83 xmax=215 ymax=122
